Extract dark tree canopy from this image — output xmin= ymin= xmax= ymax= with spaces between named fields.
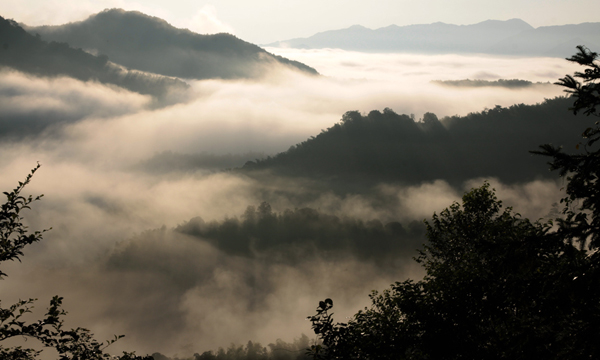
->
xmin=242 ymin=97 xmax=581 ymax=188
xmin=307 ymin=46 xmax=600 ymax=360
xmin=175 ymin=203 xmax=424 ymax=262
xmin=309 ymin=184 xmax=599 ymax=359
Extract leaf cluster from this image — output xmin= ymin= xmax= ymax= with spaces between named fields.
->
xmin=188 ymin=336 xmax=311 ymax=360
xmin=309 ymin=184 xmax=599 ymax=359
xmin=0 ymin=164 xmax=45 ymax=279
xmin=176 ymin=202 xmax=423 ymax=261
xmin=0 ymin=165 xmax=152 ymax=360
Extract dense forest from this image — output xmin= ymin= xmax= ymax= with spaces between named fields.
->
xmin=175 ymin=202 xmax=424 ymax=261
xmin=432 ymin=78 xmax=551 ymax=88
xmin=242 ymin=97 xmax=580 ymax=187
xmin=305 ymin=45 xmax=600 ymax=360
xmin=152 ymin=336 xmax=312 ymax=360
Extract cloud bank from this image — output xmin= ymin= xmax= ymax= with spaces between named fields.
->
xmin=0 ymin=49 xmax=578 ymax=357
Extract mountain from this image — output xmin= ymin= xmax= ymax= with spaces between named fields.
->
xmin=266 ymin=19 xmax=600 ymax=57
xmin=486 ymin=23 xmax=600 ymax=57
xmin=26 ymin=9 xmax=318 ymax=80
xmin=266 ymin=19 xmax=532 ymax=53
xmin=0 ymin=15 xmax=189 ymax=100
xmin=241 ymin=97 xmax=581 ymax=188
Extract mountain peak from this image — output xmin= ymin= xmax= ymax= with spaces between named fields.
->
xmin=348 ymin=24 xmax=368 ymax=29
xmin=85 ymin=8 xmax=181 ymax=33
xmin=26 ymin=9 xmax=318 ymax=79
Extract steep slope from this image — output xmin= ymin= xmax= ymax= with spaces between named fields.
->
xmin=27 ymin=9 xmax=318 ymax=79
xmin=241 ymin=97 xmax=581 ymax=186
xmin=0 ymin=15 xmax=189 ymax=99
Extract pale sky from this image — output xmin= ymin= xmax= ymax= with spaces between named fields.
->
xmin=2 ymin=0 xmax=600 ymax=44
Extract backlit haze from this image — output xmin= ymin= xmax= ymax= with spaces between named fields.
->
xmin=0 ymin=1 xmax=592 ymax=358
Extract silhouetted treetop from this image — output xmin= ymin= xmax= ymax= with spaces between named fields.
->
xmin=306 ymin=46 xmax=600 ymax=360
xmin=242 ymin=98 xmax=581 ymax=186
xmin=432 ymin=78 xmax=552 ymax=88
xmin=175 ymin=202 xmax=424 ymax=262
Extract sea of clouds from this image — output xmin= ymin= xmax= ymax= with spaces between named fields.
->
xmin=0 ymin=50 xmax=578 ymax=357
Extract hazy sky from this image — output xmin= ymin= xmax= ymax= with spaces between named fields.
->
xmin=4 ymin=0 xmax=600 ymax=44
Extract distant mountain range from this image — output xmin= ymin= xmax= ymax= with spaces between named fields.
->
xmin=266 ymin=19 xmax=600 ymax=57
xmin=25 ymin=9 xmax=318 ymax=80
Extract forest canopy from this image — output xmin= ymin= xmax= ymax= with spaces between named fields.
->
xmin=306 ymin=46 xmax=600 ymax=360
xmin=242 ymin=97 xmax=581 ymax=187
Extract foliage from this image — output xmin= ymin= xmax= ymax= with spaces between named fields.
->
xmin=243 ymin=97 xmax=580 ymax=187
xmin=308 ymin=46 xmax=600 ymax=359
xmin=0 ymin=164 xmax=152 ymax=360
xmin=150 ymin=335 xmax=312 ymax=360
xmin=25 ymin=9 xmax=318 ymax=80
xmin=534 ymin=45 xmax=600 ymax=250
xmin=309 ymin=184 xmax=600 ymax=359
xmin=175 ymin=202 xmax=423 ymax=261
xmin=432 ymin=78 xmax=550 ymax=89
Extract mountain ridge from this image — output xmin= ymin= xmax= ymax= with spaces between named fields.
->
xmin=265 ymin=19 xmax=599 ymax=57
xmin=26 ymin=8 xmax=318 ymax=80
xmin=0 ymin=15 xmax=188 ymax=100
xmin=240 ymin=97 xmax=581 ymax=189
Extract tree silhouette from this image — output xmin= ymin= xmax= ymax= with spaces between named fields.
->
xmin=0 ymin=164 xmax=152 ymax=360
xmin=307 ymin=46 xmax=600 ymax=360
xmin=534 ymin=45 xmax=600 ymax=249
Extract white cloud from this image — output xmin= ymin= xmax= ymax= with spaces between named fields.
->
xmin=182 ymin=5 xmax=235 ymax=35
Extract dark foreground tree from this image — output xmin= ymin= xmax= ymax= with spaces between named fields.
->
xmin=308 ymin=46 xmax=600 ymax=360
xmin=0 ymin=164 xmax=152 ymax=360
xmin=534 ymin=45 xmax=600 ymax=249
xmin=309 ymin=184 xmax=598 ymax=359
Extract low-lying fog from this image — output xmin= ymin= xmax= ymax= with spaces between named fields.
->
xmin=0 ymin=49 xmax=577 ymax=357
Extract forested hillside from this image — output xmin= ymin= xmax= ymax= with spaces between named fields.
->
xmin=243 ymin=97 xmax=580 ymax=187
xmin=0 ymin=15 xmax=188 ymax=99
xmin=27 ymin=9 xmax=318 ymax=80
xmin=175 ymin=202 xmax=424 ymax=261
xmin=305 ymin=45 xmax=600 ymax=360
